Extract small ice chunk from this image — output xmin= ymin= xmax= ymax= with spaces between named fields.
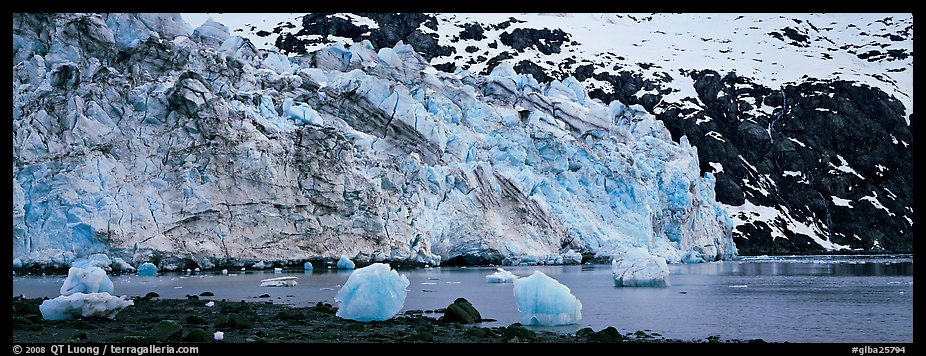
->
xmin=513 ymin=271 xmax=582 ymax=326
xmin=136 ymin=262 xmax=158 ymax=277
xmin=337 ymin=256 xmax=355 ymax=270
xmin=252 ymin=261 xmax=267 ymax=269
xmin=485 ymin=268 xmax=519 ymax=283
xmin=303 ymin=262 xmax=314 ymax=271
xmin=205 ymin=301 xmax=215 ymax=307
xmin=39 ymin=292 xmax=133 ymax=320
xmin=221 ymin=269 xmax=228 ymax=275
xmin=213 ymin=331 xmax=224 ymax=341
xmin=611 ymin=248 xmax=671 ymax=288
xmin=194 ymin=268 xmax=201 ymax=272
xmin=60 ymin=266 xmax=114 ymax=296
xmin=334 ymin=263 xmax=409 ymax=322
xmin=260 ymin=276 xmax=298 ymax=287
xmin=274 ymin=267 xmax=283 ymax=273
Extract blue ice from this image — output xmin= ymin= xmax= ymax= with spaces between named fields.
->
xmin=334 ymin=263 xmax=409 ymax=322
xmin=513 ymin=271 xmax=582 ymax=326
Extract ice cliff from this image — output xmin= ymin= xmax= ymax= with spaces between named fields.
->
xmin=12 ymin=13 xmax=736 ymax=269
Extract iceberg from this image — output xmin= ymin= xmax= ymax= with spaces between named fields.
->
xmin=485 ymin=268 xmax=519 ymax=283
xmin=60 ymin=266 xmax=114 ymax=296
xmin=611 ymin=247 xmax=670 ymax=287
xmin=304 ymin=262 xmax=314 ymax=271
xmin=512 ymin=271 xmax=582 ymax=326
xmin=136 ymin=262 xmax=158 ymax=277
xmin=334 ymin=263 xmax=409 ymax=322
xmin=39 ymin=292 xmax=134 ymax=320
xmin=337 ymin=256 xmax=356 ymax=270
xmin=260 ymin=276 xmax=298 ymax=287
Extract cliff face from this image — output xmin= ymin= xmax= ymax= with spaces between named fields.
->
xmin=261 ymin=13 xmax=913 ymax=254
xmin=12 ymin=13 xmax=733 ymax=269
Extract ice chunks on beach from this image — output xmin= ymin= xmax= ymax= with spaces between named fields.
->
xmin=612 ymin=247 xmax=670 ymax=287
xmin=39 ymin=292 xmax=134 ymax=320
xmin=60 ymin=266 xmax=114 ymax=296
xmin=136 ymin=262 xmax=158 ymax=277
xmin=485 ymin=268 xmax=519 ymax=283
xmin=260 ymin=276 xmax=298 ymax=287
xmin=334 ymin=263 xmax=409 ymax=322
xmin=337 ymin=256 xmax=355 ymax=270
xmin=512 ymin=271 xmax=582 ymax=326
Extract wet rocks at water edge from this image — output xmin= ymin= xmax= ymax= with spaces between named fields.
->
xmin=441 ymin=298 xmax=482 ymax=324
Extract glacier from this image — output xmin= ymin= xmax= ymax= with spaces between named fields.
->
xmin=12 ymin=13 xmax=735 ymax=269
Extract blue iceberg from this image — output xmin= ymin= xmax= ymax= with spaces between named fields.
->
xmin=513 ymin=271 xmax=582 ymax=326
xmin=334 ymin=263 xmax=409 ymax=322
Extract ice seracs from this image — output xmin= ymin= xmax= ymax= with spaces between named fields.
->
xmin=485 ymin=268 xmax=519 ymax=283
xmin=512 ymin=271 xmax=582 ymax=326
xmin=334 ymin=263 xmax=409 ymax=322
xmin=611 ymin=247 xmax=670 ymax=287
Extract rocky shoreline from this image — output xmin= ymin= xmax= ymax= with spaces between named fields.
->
xmin=12 ymin=295 xmax=766 ymax=344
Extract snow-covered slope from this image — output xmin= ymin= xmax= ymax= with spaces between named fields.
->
xmin=12 ymin=13 xmax=734 ymax=269
xmin=183 ymin=12 xmax=912 ymax=254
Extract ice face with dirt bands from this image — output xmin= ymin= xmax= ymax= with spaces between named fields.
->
xmin=334 ymin=263 xmax=409 ymax=322
xmin=512 ymin=271 xmax=582 ymax=326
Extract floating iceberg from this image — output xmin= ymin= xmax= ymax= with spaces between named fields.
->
xmin=60 ymin=266 xmax=114 ymax=296
xmin=39 ymin=292 xmax=134 ymax=320
xmin=611 ymin=248 xmax=670 ymax=287
xmin=334 ymin=263 xmax=409 ymax=322
xmin=337 ymin=256 xmax=355 ymax=270
xmin=304 ymin=262 xmax=314 ymax=271
xmin=512 ymin=271 xmax=582 ymax=326
xmin=260 ymin=276 xmax=298 ymax=287
xmin=136 ymin=262 xmax=158 ymax=277
xmin=485 ymin=268 xmax=519 ymax=283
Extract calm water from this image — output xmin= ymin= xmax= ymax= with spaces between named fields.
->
xmin=13 ymin=255 xmax=913 ymax=343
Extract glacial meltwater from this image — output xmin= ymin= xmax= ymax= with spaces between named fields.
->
xmin=12 ymin=255 xmax=912 ymax=343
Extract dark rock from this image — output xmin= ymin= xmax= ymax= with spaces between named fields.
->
xmin=464 ymin=327 xmax=490 ymax=338
xmin=458 ymin=22 xmax=486 ymax=41
xmin=199 ymin=292 xmax=215 ymax=297
xmin=144 ymin=292 xmax=160 ymax=299
xmin=514 ymin=60 xmax=552 ymax=83
xmin=149 ymin=320 xmax=183 ymax=342
xmin=182 ymin=328 xmax=211 ymax=342
xmin=12 ymin=316 xmax=33 ymax=329
xmin=72 ymin=331 xmax=88 ymax=340
xmin=275 ymin=310 xmax=304 ymax=321
xmin=313 ymin=302 xmax=337 ymax=314
xmin=121 ymin=335 xmax=151 ymax=343
xmin=215 ymin=312 xmax=255 ymax=329
xmin=502 ymin=323 xmax=537 ymax=341
xmin=186 ymin=295 xmax=199 ymax=300
xmin=575 ymin=327 xmax=594 ymax=338
xmin=499 ymin=28 xmax=570 ymax=55
xmin=589 ymin=327 xmax=624 ymax=343
xmin=442 ymin=297 xmax=482 ymax=324
xmin=185 ymin=315 xmax=208 ymax=325
xmin=346 ymin=323 xmax=365 ymax=331
xmin=258 ymin=294 xmax=271 ymax=298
